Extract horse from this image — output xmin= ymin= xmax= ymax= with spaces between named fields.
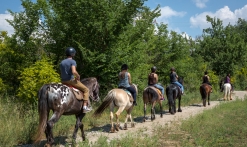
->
xmin=222 ymin=83 xmax=232 ymax=101
xmin=199 ymin=83 xmax=212 ymax=107
xmin=34 ymin=77 xmax=100 ymax=146
xmin=142 ymin=85 xmax=163 ymax=122
xmin=219 ymin=80 xmax=233 ymax=101
xmin=93 ymin=84 xmax=138 ymax=133
xmin=165 ymin=77 xmax=184 ymax=115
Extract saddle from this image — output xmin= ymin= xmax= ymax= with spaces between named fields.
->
xmin=146 ymin=86 xmax=162 ymax=99
xmin=171 ymin=83 xmax=182 ymax=95
xmin=60 ymin=84 xmax=83 ymax=100
xmin=118 ymin=87 xmax=134 ymax=102
xmin=70 ymin=87 xmax=84 ymax=100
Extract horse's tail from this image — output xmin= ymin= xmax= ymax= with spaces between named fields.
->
xmin=200 ymin=85 xmax=207 ymax=99
xmin=147 ymin=87 xmax=159 ymax=101
xmin=34 ymin=84 xmax=49 ymax=143
xmin=93 ymin=89 xmax=115 ymax=117
xmin=166 ymin=86 xmax=173 ymax=101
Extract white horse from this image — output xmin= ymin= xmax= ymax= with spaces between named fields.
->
xmin=93 ymin=84 xmax=138 ymax=132
xmin=223 ymin=83 xmax=232 ymax=101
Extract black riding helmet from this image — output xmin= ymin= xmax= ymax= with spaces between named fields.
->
xmin=151 ymin=66 xmax=157 ymax=72
xmin=170 ymin=67 xmax=175 ymax=71
xmin=65 ymin=47 xmax=76 ymax=57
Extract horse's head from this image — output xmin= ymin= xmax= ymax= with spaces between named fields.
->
xmin=81 ymin=77 xmax=100 ymax=102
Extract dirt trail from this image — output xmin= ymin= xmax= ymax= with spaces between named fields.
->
xmin=81 ymin=91 xmax=247 ymax=145
xmin=21 ymin=91 xmax=247 ymax=147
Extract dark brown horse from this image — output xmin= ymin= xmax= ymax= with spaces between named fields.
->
xmin=142 ymin=86 xmax=163 ymax=122
xmin=200 ymin=83 xmax=211 ymax=107
xmin=34 ymin=77 xmax=100 ymax=146
xmin=165 ymin=77 xmax=184 ymax=115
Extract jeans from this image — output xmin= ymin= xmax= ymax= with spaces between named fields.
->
xmin=126 ymin=86 xmax=137 ymax=101
xmin=172 ymin=81 xmax=184 ymax=93
xmin=151 ymin=84 xmax=164 ymax=95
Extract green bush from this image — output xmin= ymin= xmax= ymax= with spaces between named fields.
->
xmin=0 ymin=78 xmax=7 ymax=94
xmin=17 ymin=58 xmax=60 ymax=104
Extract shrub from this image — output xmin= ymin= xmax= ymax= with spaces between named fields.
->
xmin=17 ymin=58 xmax=60 ymax=104
xmin=0 ymin=78 xmax=7 ymax=94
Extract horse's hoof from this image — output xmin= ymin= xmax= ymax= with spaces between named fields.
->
xmin=45 ymin=143 xmax=51 ymax=147
xmin=160 ymin=115 xmax=163 ymax=118
xmin=110 ymin=128 xmax=115 ymax=133
xmin=131 ymin=123 xmax=135 ymax=128
xmin=143 ymin=119 xmax=146 ymax=122
xmin=123 ymin=123 xmax=128 ymax=130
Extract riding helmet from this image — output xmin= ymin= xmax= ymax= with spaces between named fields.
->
xmin=65 ymin=47 xmax=76 ymax=57
xmin=151 ymin=66 xmax=157 ymax=72
xmin=170 ymin=67 xmax=175 ymax=71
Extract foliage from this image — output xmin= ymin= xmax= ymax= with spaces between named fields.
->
xmin=17 ymin=58 xmax=60 ymax=104
xmin=0 ymin=78 xmax=7 ymax=94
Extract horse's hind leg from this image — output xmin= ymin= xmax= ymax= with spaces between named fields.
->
xmin=177 ymin=97 xmax=182 ymax=112
xmin=151 ymin=102 xmax=156 ymax=121
xmin=115 ymin=106 xmax=125 ymax=131
xmin=110 ymin=110 xmax=115 ymax=133
xmin=72 ymin=113 xmax=86 ymax=142
xmin=143 ymin=103 xmax=147 ymax=122
xmin=208 ymin=94 xmax=210 ymax=105
xmin=159 ymin=102 xmax=163 ymax=118
xmin=45 ymin=112 xmax=62 ymax=146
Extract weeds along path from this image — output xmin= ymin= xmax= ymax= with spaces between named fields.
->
xmin=82 ymin=91 xmax=247 ymax=145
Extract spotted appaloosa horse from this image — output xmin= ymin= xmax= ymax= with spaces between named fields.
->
xmin=34 ymin=77 xmax=100 ymax=147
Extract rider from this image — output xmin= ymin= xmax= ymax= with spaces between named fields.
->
xmin=148 ymin=66 xmax=165 ymax=100
xmin=118 ymin=64 xmax=137 ymax=106
xmin=224 ymin=73 xmax=232 ymax=90
xmin=170 ymin=67 xmax=184 ymax=94
xmin=60 ymin=47 xmax=91 ymax=113
xmin=202 ymin=71 xmax=213 ymax=92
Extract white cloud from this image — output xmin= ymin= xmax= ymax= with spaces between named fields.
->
xmin=193 ymin=0 xmax=208 ymax=8
xmin=157 ymin=6 xmax=186 ymax=24
xmin=0 ymin=11 xmax=14 ymax=35
xmin=190 ymin=5 xmax=247 ymax=30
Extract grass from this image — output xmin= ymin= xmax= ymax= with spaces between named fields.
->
xmin=0 ymin=90 xmax=231 ymax=146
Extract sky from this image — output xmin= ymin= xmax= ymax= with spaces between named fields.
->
xmin=0 ymin=0 xmax=247 ymax=39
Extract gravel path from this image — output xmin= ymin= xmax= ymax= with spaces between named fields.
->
xmin=20 ymin=91 xmax=247 ymax=147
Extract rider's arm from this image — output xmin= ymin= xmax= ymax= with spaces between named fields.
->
xmin=155 ymin=74 xmax=158 ymax=83
xmin=71 ymin=65 xmax=80 ymax=80
xmin=128 ymin=72 xmax=132 ymax=84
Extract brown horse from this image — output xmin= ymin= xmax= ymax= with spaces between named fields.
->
xmin=142 ymin=86 xmax=163 ymax=122
xmin=93 ymin=84 xmax=138 ymax=133
xmin=34 ymin=77 xmax=100 ymax=146
xmin=200 ymin=83 xmax=212 ymax=107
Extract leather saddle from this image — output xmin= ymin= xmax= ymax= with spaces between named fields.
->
xmin=147 ymin=86 xmax=162 ymax=98
xmin=71 ymin=87 xmax=84 ymax=100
